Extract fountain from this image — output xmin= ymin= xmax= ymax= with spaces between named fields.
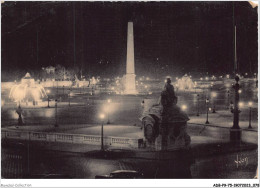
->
xmin=9 ymin=73 xmax=47 ymax=105
xmin=175 ymin=74 xmax=195 ymax=91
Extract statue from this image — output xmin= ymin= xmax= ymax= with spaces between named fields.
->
xmin=140 ymin=78 xmax=190 ymax=150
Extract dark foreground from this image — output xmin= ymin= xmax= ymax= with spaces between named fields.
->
xmin=1 ymin=139 xmax=257 ymax=179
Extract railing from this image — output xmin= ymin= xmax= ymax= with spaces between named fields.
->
xmin=1 ymin=130 xmax=142 ymax=149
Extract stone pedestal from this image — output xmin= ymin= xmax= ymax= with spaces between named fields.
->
xmin=155 ymin=122 xmax=190 ymax=151
xmin=230 ymin=128 xmax=242 ymax=143
xmin=125 ymin=73 xmax=136 ymax=94
xmin=142 ymin=115 xmax=190 ymax=151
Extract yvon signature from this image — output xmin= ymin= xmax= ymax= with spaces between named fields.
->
xmin=234 ymin=155 xmax=248 ymax=168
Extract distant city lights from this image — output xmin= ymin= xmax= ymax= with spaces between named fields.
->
xmin=211 ymin=92 xmax=217 ymax=98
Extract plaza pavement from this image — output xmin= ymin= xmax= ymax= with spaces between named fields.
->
xmin=189 ymin=110 xmax=258 ymax=131
xmin=2 ymin=119 xmax=258 ymax=179
xmin=2 ymin=119 xmax=258 ymax=154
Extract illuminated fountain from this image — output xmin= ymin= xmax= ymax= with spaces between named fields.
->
xmin=9 ymin=73 xmax=47 ymax=105
xmin=175 ymin=74 xmax=195 ymax=91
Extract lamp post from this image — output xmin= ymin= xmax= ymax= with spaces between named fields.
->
xmin=248 ymin=101 xmax=253 ymax=129
xmin=254 ymin=73 xmax=257 ymax=88
xmin=54 ymin=99 xmax=58 ymax=127
xmin=16 ymin=104 xmax=23 ymax=127
xmin=227 ymin=90 xmax=230 ymax=109
xmin=100 ymin=113 xmax=105 ymax=151
xmin=211 ymin=92 xmax=217 ymax=113
xmin=230 ymin=76 xmax=241 ymax=142
xmin=141 ymin=100 xmax=145 ymax=107
xmin=107 ymin=99 xmax=111 ymax=124
xmin=47 ymin=89 xmax=50 ymax=108
xmin=196 ymin=94 xmax=199 ymax=116
xmin=205 ymin=98 xmax=209 ymax=124
xmin=68 ymin=89 xmax=71 ymax=107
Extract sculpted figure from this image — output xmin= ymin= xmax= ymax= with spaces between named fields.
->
xmin=141 ymin=78 xmax=190 ymax=150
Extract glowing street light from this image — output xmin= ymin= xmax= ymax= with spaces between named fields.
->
xmin=181 ymin=105 xmax=187 ymax=111
xmin=248 ymin=101 xmax=253 ymax=129
xmin=239 ymin=102 xmax=244 ymax=108
xmin=100 ymin=113 xmax=105 ymax=151
xmin=238 ymin=89 xmax=242 ymax=94
xmin=205 ymin=98 xmax=210 ymax=124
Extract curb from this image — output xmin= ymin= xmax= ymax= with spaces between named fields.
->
xmin=188 ymin=122 xmax=258 ymax=132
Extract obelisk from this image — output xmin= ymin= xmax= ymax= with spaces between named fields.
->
xmin=124 ymin=22 xmax=137 ymax=94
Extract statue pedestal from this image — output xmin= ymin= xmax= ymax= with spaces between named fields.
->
xmin=230 ymin=128 xmax=242 ymax=143
xmin=141 ymin=103 xmax=190 ymax=151
xmin=155 ymin=122 xmax=190 ymax=151
xmin=142 ymin=118 xmax=190 ymax=151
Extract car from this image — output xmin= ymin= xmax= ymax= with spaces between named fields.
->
xmin=95 ymin=170 xmax=144 ymax=179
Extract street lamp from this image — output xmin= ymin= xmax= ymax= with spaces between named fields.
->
xmin=100 ymin=113 xmax=105 ymax=151
xmin=46 ymin=89 xmax=50 ymax=108
xmin=141 ymin=100 xmax=145 ymax=107
xmin=68 ymin=89 xmax=71 ymax=107
xmin=54 ymin=99 xmax=58 ymax=127
xmin=211 ymin=92 xmax=217 ymax=113
xmin=205 ymin=98 xmax=209 ymax=124
xmin=196 ymin=94 xmax=200 ymax=116
xmin=227 ymin=90 xmax=230 ymax=109
xmin=181 ymin=104 xmax=187 ymax=111
xmin=238 ymin=102 xmax=244 ymax=108
xmin=230 ymin=76 xmax=241 ymax=142
xmin=248 ymin=101 xmax=253 ymax=129
xmin=107 ymin=99 xmax=111 ymax=124
xmin=16 ymin=104 xmax=23 ymax=127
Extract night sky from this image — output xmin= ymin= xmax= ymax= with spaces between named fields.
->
xmin=1 ymin=1 xmax=258 ymax=79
